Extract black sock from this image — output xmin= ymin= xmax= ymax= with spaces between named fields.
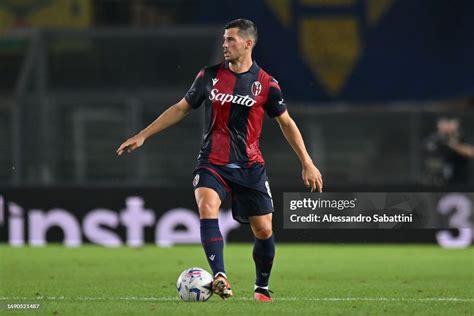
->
xmin=253 ymin=234 xmax=275 ymax=287
xmin=200 ymin=219 xmax=225 ymax=276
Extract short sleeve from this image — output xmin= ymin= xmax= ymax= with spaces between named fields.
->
xmin=184 ymin=69 xmax=206 ymax=109
xmin=265 ymin=78 xmax=287 ymax=118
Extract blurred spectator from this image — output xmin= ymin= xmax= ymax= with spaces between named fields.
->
xmin=424 ymin=117 xmax=474 ymax=186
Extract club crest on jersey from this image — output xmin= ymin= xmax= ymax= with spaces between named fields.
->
xmin=251 ymin=81 xmax=262 ymax=96
xmin=209 ymin=89 xmax=256 ymax=107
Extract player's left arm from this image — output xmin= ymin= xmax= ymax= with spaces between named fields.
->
xmin=447 ymin=140 xmax=474 ymax=159
xmin=275 ymin=111 xmax=323 ymax=192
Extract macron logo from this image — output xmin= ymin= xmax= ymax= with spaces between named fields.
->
xmin=209 ymin=255 xmax=216 ymax=261
xmin=212 ymin=78 xmax=219 ymax=86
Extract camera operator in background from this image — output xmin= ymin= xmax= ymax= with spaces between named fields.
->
xmin=424 ymin=117 xmax=474 ymax=186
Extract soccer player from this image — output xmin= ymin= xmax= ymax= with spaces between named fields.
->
xmin=117 ymin=19 xmax=323 ymax=302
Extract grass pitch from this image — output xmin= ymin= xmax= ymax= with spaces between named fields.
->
xmin=0 ymin=244 xmax=473 ymax=315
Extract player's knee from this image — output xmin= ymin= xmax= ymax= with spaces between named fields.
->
xmin=197 ymin=200 xmax=219 ymax=218
xmin=253 ymin=226 xmax=273 ymax=240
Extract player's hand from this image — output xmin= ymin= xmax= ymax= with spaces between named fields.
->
xmin=116 ymin=134 xmax=146 ymax=156
xmin=302 ymin=162 xmax=323 ymax=192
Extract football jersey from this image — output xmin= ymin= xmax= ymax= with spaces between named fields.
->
xmin=184 ymin=61 xmax=287 ymax=167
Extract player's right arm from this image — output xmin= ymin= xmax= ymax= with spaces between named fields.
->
xmin=116 ymin=98 xmax=192 ymax=156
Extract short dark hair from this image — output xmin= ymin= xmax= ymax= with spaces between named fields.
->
xmin=224 ymin=18 xmax=258 ymax=46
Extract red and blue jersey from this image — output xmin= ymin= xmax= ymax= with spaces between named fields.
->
xmin=184 ymin=61 xmax=287 ymax=167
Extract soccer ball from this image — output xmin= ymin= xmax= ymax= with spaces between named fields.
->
xmin=176 ymin=267 xmax=213 ymax=302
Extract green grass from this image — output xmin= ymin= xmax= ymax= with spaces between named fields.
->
xmin=0 ymin=244 xmax=473 ymax=315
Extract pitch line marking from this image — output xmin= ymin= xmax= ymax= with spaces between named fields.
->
xmin=0 ymin=296 xmax=472 ymax=302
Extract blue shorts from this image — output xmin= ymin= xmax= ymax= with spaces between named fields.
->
xmin=192 ymin=162 xmax=274 ymax=224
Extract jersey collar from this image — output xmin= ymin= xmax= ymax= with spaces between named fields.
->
xmin=224 ymin=61 xmax=259 ymax=75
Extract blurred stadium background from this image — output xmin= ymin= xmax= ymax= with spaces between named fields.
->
xmin=0 ymin=0 xmax=473 ymax=246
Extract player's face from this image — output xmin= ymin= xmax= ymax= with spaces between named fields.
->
xmin=222 ymin=28 xmax=251 ymax=62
